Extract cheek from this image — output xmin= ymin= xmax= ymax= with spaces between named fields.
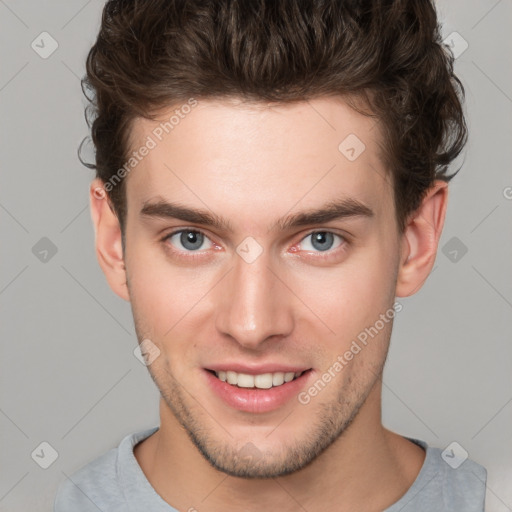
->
xmin=125 ymin=248 xmax=179 ymax=329
xmin=293 ymin=246 xmax=398 ymax=345
xmin=126 ymin=245 xmax=218 ymax=359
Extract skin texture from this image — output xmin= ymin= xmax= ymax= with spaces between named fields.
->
xmin=90 ymin=96 xmax=448 ymax=511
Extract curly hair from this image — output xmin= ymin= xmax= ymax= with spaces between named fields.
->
xmin=80 ymin=0 xmax=467 ymax=234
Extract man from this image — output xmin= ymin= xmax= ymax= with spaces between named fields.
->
xmin=55 ymin=0 xmax=487 ymax=510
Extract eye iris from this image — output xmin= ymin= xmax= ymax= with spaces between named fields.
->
xmin=180 ymin=230 xmax=203 ymax=250
xmin=311 ymin=232 xmax=333 ymax=251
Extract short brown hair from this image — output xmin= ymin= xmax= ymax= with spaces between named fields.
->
xmin=80 ymin=0 xmax=467 ymax=233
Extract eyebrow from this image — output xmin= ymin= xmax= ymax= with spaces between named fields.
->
xmin=140 ymin=197 xmax=374 ymax=232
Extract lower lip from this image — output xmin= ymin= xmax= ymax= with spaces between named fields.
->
xmin=204 ymin=369 xmax=313 ymax=413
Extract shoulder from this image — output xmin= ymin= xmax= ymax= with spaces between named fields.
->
xmin=54 ymin=447 xmax=121 ymax=511
xmin=387 ymin=438 xmax=487 ymax=512
xmin=54 ymin=427 xmax=159 ymax=512
xmin=427 ymin=443 xmax=487 ymax=506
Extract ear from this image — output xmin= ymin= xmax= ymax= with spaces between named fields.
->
xmin=89 ymin=178 xmax=130 ymax=301
xmin=395 ymin=180 xmax=448 ymax=297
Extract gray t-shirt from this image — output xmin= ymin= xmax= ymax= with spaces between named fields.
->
xmin=54 ymin=426 xmax=487 ymax=511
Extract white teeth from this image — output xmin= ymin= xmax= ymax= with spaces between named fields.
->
xmin=237 ymin=373 xmax=255 ymax=388
xmin=214 ymin=370 xmax=305 ymax=389
xmin=254 ymin=373 xmax=273 ymax=389
xmin=226 ymin=371 xmax=239 ymax=385
xmin=272 ymin=372 xmax=284 ymax=386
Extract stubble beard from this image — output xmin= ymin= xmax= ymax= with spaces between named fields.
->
xmin=144 ymin=355 xmax=386 ymax=479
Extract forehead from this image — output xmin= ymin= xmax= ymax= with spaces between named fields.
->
xmin=125 ymin=96 xmax=393 ymax=230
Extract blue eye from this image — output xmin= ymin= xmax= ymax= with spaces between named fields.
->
xmin=299 ymin=231 xmax=344 ymax=252
xmin=162 ymin=229 xmax=346 ymax=261
xmin=166 ymin=230 xmax=213 ymax=252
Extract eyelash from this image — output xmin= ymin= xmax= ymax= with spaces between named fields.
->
xmin=160 ymin=228 xmax=349 ymax=261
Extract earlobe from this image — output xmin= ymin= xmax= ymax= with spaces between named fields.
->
xmin=395 ymin=180 xmax=449 ymax=297
xmin=89 ymin=178 xmax=130 ymax=302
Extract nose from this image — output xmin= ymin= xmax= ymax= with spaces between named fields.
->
xmin=214 ymin=249 xmax=294 ymax=350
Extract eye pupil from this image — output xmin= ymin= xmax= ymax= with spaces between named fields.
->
xmin=180 ymin=230 xmax=204 ymax=250
xmin=311 ymin=232 xmax=334 ymax=251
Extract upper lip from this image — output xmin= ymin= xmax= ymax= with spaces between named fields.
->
xmin=205 ymin=363 xmax=311 ymax=375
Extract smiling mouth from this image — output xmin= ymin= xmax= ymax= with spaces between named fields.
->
xmin=206 ymin=369 xmax=311 ymax=389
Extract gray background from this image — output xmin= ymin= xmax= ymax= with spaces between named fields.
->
xmin=0 ymin=1 xmax=511 ymax=511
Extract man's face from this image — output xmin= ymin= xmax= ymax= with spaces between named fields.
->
xmin=123 ymin=97 xmax=403 ymax=478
